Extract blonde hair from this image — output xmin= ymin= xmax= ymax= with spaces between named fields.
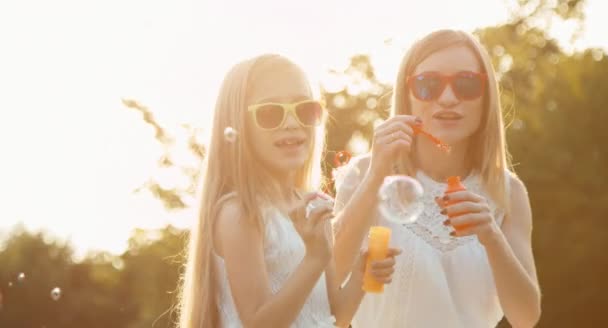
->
xmin=392 ymin=29 xmax=511 ymax=210
xmin=177 ymin=54 xmax=325 ymax=328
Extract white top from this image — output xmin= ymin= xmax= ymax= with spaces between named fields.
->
xmin=334 ymin=156 xmax=506 ymax=328
xmin=213 ymin=206 xmax=336 ymax=328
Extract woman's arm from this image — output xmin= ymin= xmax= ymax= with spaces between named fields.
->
xmin=484 ymin=177 xmax=541 ymax=327
xmin=333 ymin=156 xmax=385 ymax=283
xmin=441 ymin=175 xmax=541 ymax=327
xmin=333 ymin=115 xmax=417 ymax=282
xmin=326 ymin=247 xmax=401 ymax=327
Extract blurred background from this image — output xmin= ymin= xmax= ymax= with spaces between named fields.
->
xmin=1 ymin=0 xmax=606 ymax=327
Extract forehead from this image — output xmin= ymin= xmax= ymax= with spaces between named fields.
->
xmin=248 ymin=65 xmax=312 ymax=104
xmin=414 ymin=45 xmax=482 ymax=75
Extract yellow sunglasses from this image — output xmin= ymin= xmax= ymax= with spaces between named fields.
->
xmin=247 ymin=99 xmax=324 ymax=130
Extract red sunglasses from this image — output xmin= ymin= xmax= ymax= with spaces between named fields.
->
xmin=407 ymin=71 xmax=487 ymax=101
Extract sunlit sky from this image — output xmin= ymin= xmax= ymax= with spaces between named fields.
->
xmin=1 ymin=0 xmax=606 ymax=256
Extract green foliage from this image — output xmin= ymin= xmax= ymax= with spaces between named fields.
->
xmin=0 ymin=225 xmax=185 ymax=328
xmin=321 ymin=54 xmax=393 ymax=194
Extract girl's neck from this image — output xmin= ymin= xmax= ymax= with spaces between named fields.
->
xmin=270 ymin=170 xmax=300 ymax=209
xmin=414 ymin=137 xmax=472 ymax=182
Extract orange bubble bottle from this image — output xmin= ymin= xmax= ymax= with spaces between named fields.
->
xmin=362 ymin=226 xmax=391 ymax=293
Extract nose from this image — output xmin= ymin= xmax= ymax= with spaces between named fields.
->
xmin=437 ymin=84 xmax=459 ymax=108
xmin=281 ymin=109 xmax=300 ymax=130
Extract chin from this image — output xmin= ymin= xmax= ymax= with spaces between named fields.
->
xmin=283 ymin=158 xmax=308 ymax=171
xmin=267 ymin=157 xmax=308 ymax=175
xmin=434 ymin=130 xmax=473 ymax=146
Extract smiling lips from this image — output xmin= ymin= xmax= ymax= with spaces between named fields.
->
xmin=274 ymin=137 xmax=305 ymax=149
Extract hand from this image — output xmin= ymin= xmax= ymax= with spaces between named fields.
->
xmin=289 ymin=192 xmax=335 ymax=263
xmin=368 ymin=115 xmax=421 ymax=180
xmin=437 ymin=191 xmax=503 ymax=246
xmin=355 ymin=247 xmax=402 ymax=284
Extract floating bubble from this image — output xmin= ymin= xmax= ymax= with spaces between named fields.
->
xmin=333 ymin=151 xmax=351 ymax=167
xmin=223 ymin=127 xmax=238 ymax=143
xmin=8 ymin=282 xmax=13 ymax=288
xmin=17 ymin=273 xmax=25 ymax=283
xmin=378 ymin=175 xmax=424 ymax=224
xmin=50 ymin=287 xmax=62 ymax=301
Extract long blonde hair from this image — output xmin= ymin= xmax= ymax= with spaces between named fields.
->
xmin=177 ymin=54 xmax=325 ymax=328
xmin=392 ymin=29 xmax=511 ymax=210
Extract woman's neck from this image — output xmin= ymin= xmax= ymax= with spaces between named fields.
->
xmin=414 ymin=137 xmax=471 ymax=182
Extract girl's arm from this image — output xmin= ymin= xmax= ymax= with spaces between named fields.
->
xmin=215 ymin=197 xmax=332 ymax=328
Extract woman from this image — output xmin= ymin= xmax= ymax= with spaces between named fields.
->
xmin=333 ymin=30 xmax=541 ymax=327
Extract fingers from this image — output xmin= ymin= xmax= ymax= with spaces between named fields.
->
xmin=314 ymin=191 xmax=333 ymax=202
xmin=371 ymin=268 xmax=394 ymax=283
xmin=374 ymin=120 xmax=414 ymax=140
xmin=376 ymin=130 xmax=413 ymax=144
xmin=308 ymin=203 xmax=334 ymax=226
xmin=375 ymin=132 xmax=412 ymax=154
xmin=370 ymin=257 xmax=396 ymax=283
xmin=289 ymin=192 xmax=318 ymax=220
xmin=444 ymin=212 xmax=490 ymax=229
xmin=449 ymin=220 xmax=494 ymax=238
xmin=369 ymin=247 xmax=401 ymax=281
xmin=306 ymin=197 xmax=334 ymax=219
xmin=297 ymin=191 xmax=320 ymax=202
xmin=442 ymin=190 xmax=485 ymax=203
xmin=371 ymin=257 xmax=396 ymax=270
xmin=386 ymin=247 xmax=403 ymax=257
xmin=434 ymin=196 xmax=442 ymax=207
xmin=442 ymin=201 xmax=489 ymax=216
xmin=356 ymin=246 xmax=401 ymax=285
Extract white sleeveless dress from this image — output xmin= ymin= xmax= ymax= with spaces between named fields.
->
xmin=334 ymin=156 xmax=506 ymax=328
xmin=213 ymin=206 xmax=336 ymax=327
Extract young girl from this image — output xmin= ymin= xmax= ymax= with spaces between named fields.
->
xmin=177 ymin=54 xmax=399 ymax=328
xmin=332 ymin=30 xmax=541 ymax=327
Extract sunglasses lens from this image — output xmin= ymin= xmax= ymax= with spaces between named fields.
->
xmin=453 ymin=73 xmax=484 ymax=100
xmin=412 ymin=75 xmax=443 ymax=101
xmin=296 ymin=101 xmax=322 ymax=126
xmin=255 ymin=104 xmax=284 ymax=129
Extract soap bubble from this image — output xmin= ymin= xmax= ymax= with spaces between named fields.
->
xmin=223 ymin=127 xmax=238 ymax=143
xmin=50 ymin=287 xmax=62 ymax=301
xmin=333 ymin=151 xmax=351 ymax=167
xmin=378 ymin=175 xmax=424 ymax=224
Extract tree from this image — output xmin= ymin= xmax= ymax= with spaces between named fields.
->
xmin=121 ymin=225 xmax=185 ymax=328
xmin=0 ymin=224 xmax=186 ymax=328
xmin=0 ymin=226 xmax=136 ymax=328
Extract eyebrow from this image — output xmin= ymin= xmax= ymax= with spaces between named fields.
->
xmin=254 ymin=95 xmax=311 ymax=103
